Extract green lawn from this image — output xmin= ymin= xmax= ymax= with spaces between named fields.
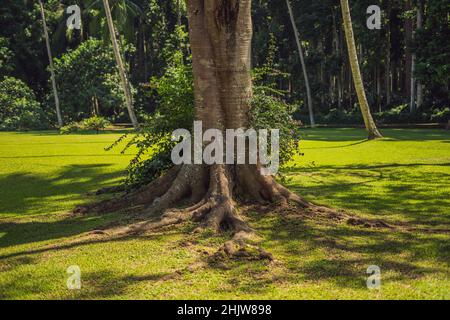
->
xmin=0 ymin=128 xmax=449 ymax=299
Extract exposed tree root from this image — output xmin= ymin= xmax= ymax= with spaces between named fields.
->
xmin=72 ymin=163 xmax=313 ymax=260
xmin=74 ymin=162 xmax=442 ymax=263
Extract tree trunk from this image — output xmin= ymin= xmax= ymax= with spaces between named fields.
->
xmin=74 ymin=0 xmax=386 ymax=260
xmin=376 ymin=65 xmax=381 ymax=112
xmin=102 ymin=0 xmax=140 ymax=130
xmin=410 ymin=53 xmax=416 ymax=112
xmin=286 ymin=0 xmax=315 ymax=127
xmin=404 ymin=0 xmax=413 ymax=100
xmin=38 ymin=0 xmax=63 ymax=127
xmin=75 ymin=0 xmax=318 ymax=249
xmin=340 ymin=0 xmax=382 ymax=139
xmin=177 ymin=0 xmax=182 ymax=27
xmin=416 ymin=0 xmax=424 ymax=109
xmin=332 ymin=9 xmax=342 ymax=109
xmin=385 ymin=0 xmax=392 ymax=106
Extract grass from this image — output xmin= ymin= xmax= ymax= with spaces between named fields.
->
xmin=0 ymin=128 xmax=449 ymax=299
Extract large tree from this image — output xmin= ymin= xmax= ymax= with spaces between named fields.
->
xmin=77 ymin=0 xmax=326 ymax=253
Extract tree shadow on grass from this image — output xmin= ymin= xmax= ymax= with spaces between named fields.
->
xmin=0 ymin=164 xmax=124 ymax=218
xmin=283 ymin=162 xmax=450 ymax=228
xmin=0 ymin=210 xmax=448 ymax=299
xmin=0 ymin=213 xmax=120 ymax=249
xmin=211 ymin=214 xmax=450 ymax=296
xmin=188 ymin=212 xmax=449 ymax=297
xmin=266 ymin=215 xmax=449 ymax=288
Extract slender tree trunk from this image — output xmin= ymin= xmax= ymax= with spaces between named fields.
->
xmin=286 ymin=0 xmax=315 ymax=127
xmin=332 ymin=9 xmax=342 ymax=109
xmin=177 ymin=0 xmax=182 ymax=27
xmin=38 ymin=0 xmax=63 ymax=127
xmin=416 ymin=0 xmax=424 ymax=109
xmin=409 ymin=0 xmax=417 ymax=112
xmin=340 ymin=0 xmax=382 ymax=139
xmin=404 ymin=0 xmax=413 ymax=101
xmin=385 ymin=0 xmax=392 ymax=106
xmin=410 ymin=54 xmax=416 ymax=112
xmin=102 ymin=0 xmax=139 ymax=130
xmin=376 ymin=65 xmax=381 ymax=112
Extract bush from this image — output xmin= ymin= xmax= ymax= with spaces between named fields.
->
xmin=50 ymin=39 xmax=133 ymax=122
xmin=313 ymin=104 xmax=450 ymax=125
xmin=430 ymin=107 xmax=450 ymax=123
xmin=117 ymin=51 xmax=194 ymax=188
xmin=59 ymin=122 xmax=80 ymax=135
xmin=250 ymin=93 xmax=302 ymax=166
xmin=322 ymin=108 xmax=363 ymax=125
xmin=82 ymin=116 xmax=110 ymax=133
xmin=0 ymin=77 xmax=46 ymax=131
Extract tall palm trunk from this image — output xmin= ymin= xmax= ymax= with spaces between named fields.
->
xmin=38 ymin=0 xmax=63 ymax=127
xmin=286 ymin=0 xmax=315 ymax=127
xmin=102 ymin=0 xmax=139 ymax=130
xmin=340 ymin=0 xmax=382 ymax=139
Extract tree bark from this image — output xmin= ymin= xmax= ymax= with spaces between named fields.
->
xmin=38 ymin=0 xmax=63 ymax=127
xmin=286 ymin=0 xmax=315 ymax=127
xmin=340 ymin=0 xmax=382 ymax=139
xmin=76 ymin=0 xmax=311 ymax=245
xmin=102 ymin=0 xmax=140 ymax=130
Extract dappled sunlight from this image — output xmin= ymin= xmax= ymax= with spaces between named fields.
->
xmin=0 ymin=129 xmax=449 ymax=299
xmin=284 ymin=128 xmax=450 ymax=228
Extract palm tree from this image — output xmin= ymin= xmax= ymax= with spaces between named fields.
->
xmin=101 ymin=0 xmax=139 ymax=129
xmin=286 ymin=0 xmax=315 ymax=127
xmin=340 ymin=0 xmax=382 ymax=139
xmin=86 ymin=0 xmax=142 ymax=43
xmin=38 ymin=0 xmax=63 ymax=127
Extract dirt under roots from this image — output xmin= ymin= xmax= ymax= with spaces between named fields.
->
xmin=72 ymin=164 xmax=396 ymax=261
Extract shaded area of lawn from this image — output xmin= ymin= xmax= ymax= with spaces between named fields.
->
xmin=0 ymin=212 xmax=448 ymax=299
xmin=0 ymin=131 xmax=133 ymax=218
xmin=0 ymin=164 xmax=119 ymax=217
xmin=0 ymin=129 xmax=449 ymax=299
xmin=284 ymin=128 xmax=450 ymax=228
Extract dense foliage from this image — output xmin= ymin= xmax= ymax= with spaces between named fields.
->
xmin=0 ymin=77 xmax=46 ymax=130
xmin=50 ymin=39 xmax=130 ymax=122
xmin=1 ymin=0 xmax=448 ymax=128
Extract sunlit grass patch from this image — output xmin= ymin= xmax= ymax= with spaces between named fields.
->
xmin=0 ymin=128 xmax=449 ymax=299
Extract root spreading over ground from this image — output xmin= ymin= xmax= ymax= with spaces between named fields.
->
xmin=72 ymin=163 xmax=424 ymax=261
